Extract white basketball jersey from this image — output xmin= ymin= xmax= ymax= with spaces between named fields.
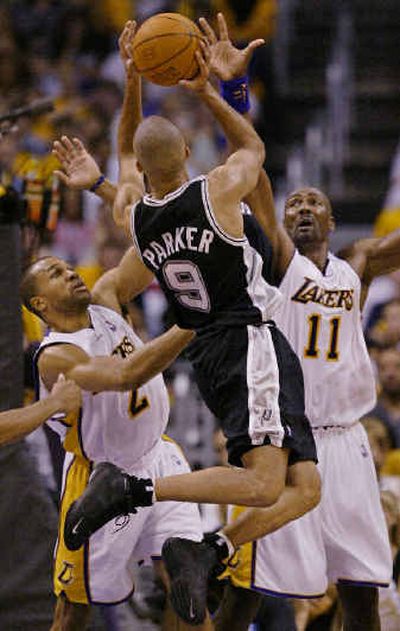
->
xmin=274 ymin=250 xmax=376 ymax=427
xmin=37 ymin=305 xmax=170 ymax=469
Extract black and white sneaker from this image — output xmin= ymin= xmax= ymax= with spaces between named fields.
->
xmin=64 ymin=462 xmax=153 ymax=551
xmin=162 ymin=536 xmax=226 ymax=626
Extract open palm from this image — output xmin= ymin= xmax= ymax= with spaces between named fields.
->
xmin=199 ymin=13 xmax=264 ymax=81
xmin=52 ymin=136 xmax=101 ymax=189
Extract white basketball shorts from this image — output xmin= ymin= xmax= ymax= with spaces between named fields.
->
xmin=228 ymin=422 xmax=392 ymax=597
xmin=55 ymin=437 xmax=203 ymax=604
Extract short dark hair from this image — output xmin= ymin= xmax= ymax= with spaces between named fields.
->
xmin=20 ymin=256 xmax=52 ymax=318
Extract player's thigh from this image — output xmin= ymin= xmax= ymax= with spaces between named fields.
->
xmin=50 ymin=594 xmax=90 ymax=631
xmin=241 ymin=443 xmax=289 ymax=504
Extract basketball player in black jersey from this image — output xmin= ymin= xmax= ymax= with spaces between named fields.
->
xmin=52 ymin=22 xmax=321 ymax=626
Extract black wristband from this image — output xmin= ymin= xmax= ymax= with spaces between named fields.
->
xmin=89 ymin=174 xmax=106 ymax=193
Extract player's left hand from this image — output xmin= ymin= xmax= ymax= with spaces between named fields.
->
xmin=199 ymin=12 xmax=264 ymax=81
xmin=179 ymin=40 xmax=211 ymax=92
xmin=119 ymin=20 xmax=137 ymax=80
xmin=52 ymin=136 xmax=102 ymax=190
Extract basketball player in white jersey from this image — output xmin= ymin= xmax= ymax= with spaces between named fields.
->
xmin=196 ymin=15 xmax=396 ymax=631
xmin=21 ymin=256 xmax=212 ymax=631
xmin=50 ymin=23 xmax=322 ymax=626
xmin=0 ymin=375 xmax=80 ymax=444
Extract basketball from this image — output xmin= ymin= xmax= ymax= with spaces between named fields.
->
xmin=132 ymin=13 xmax=203 ymax=87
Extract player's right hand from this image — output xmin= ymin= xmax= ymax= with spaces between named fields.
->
xmin=179 ymin=40 xmax=211 ymax=92
xmin=119 ymin=20 xmax=137 ymax=80
xmin=199 ymin=13 xmax=264 ymax=81
xmin=53 ymin=136 xmax=102 ymax=190
xmin=51 ymin=374 xmax=81 ymax=414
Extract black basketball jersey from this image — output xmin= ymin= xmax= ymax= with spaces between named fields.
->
xmin=131 ymin=176 xmax=282 ymax=330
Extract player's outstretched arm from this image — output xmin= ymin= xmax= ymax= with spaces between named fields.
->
xmin=38 ymin=326 xmax=194 ymax=394
xmin=52 ymin=136 xmax=117 ymax=205
xmin=91 ymin=246 xmax=154 ymax=313
xmin=180 ymin=44 xmax=264 ymax=239
xmin=340 ymin=228 xmax=400 ymax=305
xmin=0 ymin=375 xmax=81 ymax=445
xmin=202 ymin=13 xmax=294 ymax=280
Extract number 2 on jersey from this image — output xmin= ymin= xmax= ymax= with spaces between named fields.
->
xmin=304 ymin=314 xmax=341 ymax=361
xmin=129 ymin=388 xmax=149 ymax=419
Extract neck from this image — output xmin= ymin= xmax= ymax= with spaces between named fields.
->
xmin=297 ymin=241 xmax=329 ymax=272
xmin=147 ymin=169 xmax=188 ymax=200
xmin=48 ymin=309 xmax=91 ymax=333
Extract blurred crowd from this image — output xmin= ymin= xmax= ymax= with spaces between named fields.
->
xmin=3 ymin=1 xmax=400 ymax=630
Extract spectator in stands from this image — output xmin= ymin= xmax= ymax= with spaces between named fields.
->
xmin=370 ymin=348 xmax=400 ymax=447
xmin=367 ymin=299 xmax=400 ymax=349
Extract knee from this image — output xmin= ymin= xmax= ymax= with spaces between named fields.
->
xmin=299 ymin=469 xmax=321 ymax=512
xmin=248 ymin=477 xmax=284 ymax=507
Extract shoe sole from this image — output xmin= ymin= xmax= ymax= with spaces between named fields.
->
xmin=162 ymin=539 xmax=208 ymax=626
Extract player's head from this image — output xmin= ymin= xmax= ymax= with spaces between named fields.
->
xmin=21 ymin=256 xmax=91 ymax=323
xmin=133 ymin=115 xmax=190 ymax=180
xmin=283 ymin=187 xmax=335 ymax=247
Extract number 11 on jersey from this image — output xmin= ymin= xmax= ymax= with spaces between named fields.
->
xmin=304 ymin=314 xmax=341 ymax=361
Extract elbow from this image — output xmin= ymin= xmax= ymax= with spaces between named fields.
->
xmin=256 ymin=138 xmax=265 ymax=166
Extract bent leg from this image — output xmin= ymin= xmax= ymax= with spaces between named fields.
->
xmin=50 ymin=595 xmax=90 ymax=631
xmin=337 ymin=584 xmax=380 ymax=631
xmin=155 ymin=444 xmax=289 ymax=508
xmin=223 ymin=460 xmax=321 ymax=548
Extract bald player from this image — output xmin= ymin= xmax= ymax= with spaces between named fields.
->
xmin=54 ymin=31 xmax=321 ymax=626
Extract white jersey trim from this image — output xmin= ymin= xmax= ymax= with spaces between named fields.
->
xmin=201 ymin=177 xmax=247 ymax=246
xmin=142 ymin=176 xmax=203 ymax=206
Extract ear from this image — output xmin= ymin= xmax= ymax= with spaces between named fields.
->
xmin=30 ymin=296 xmax=47 ymax=317
xmin=185 ymin=145 xmax=191 ymax=160
xmin=329 ymin=215 xmax=336 ymax=232
xmin=136 ymin=160 xmax=144 ymax=173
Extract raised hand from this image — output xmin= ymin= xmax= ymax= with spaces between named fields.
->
xmin=51 ymin=374 xmax=81 ymax=414
xmin=52 ymin=136 xmax=101 ymax=190
xmin=179 ymin=40 xmax=211 ymax=92
xmin=199 ymin=12 xmax=264 ymax=81
xmin=119 ymin=19 xmax=137 ymax=80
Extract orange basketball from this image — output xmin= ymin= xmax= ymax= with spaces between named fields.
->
xmin=132 ymin=13 xmax=202 ymax=87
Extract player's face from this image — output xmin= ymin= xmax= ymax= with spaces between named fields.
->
xmin=284 ymin=188 xmax=333 ymax=246
xmin=33 ymin=257 xmax=91 ymax=313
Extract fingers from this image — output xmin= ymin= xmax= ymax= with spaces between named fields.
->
xmin=119 ymin=20 xmax=136 ymax=59
xmin=199 ymin=39 xmax=211 ymax=66
xmin=52 ymin=139 xmax=71 ymax=164
xmin=245 ymin=39 xmax=265 ymax=57
xmin=53 ymin=170 xmax=70 ymax=185
xmin=72 ymin=137 xmax=86 ymax=153
xmin=217 ymin=12 xmax=229 ymax=40
xmin=199 ymin=17 xmax=217 ymax=45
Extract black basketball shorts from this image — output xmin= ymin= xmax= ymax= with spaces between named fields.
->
xmin=186 ymin=321 xmax=317 ymax=468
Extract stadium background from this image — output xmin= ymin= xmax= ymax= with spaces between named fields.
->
xmin=0 ymin=0 xmax=400 ymax=629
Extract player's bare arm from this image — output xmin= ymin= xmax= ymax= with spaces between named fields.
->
xmin=203 ymin=13 xmax=293 ymax=279
xmin=116 ymin=20 xmax=145 ymax=231
xmin=181 ymin=42 xmax=265 ymax=238
xmin=0 ymin=375 xmax=81 ymax=444
xmin=38 ymin=325 xmax=194 ymax=394
xmin=91 ymin=247 xmax=154 ymax=312
xmin=52 ymin=136 xmax=116 ymax=205
xmin=340 ymin=228 xmax=400 ymax=306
